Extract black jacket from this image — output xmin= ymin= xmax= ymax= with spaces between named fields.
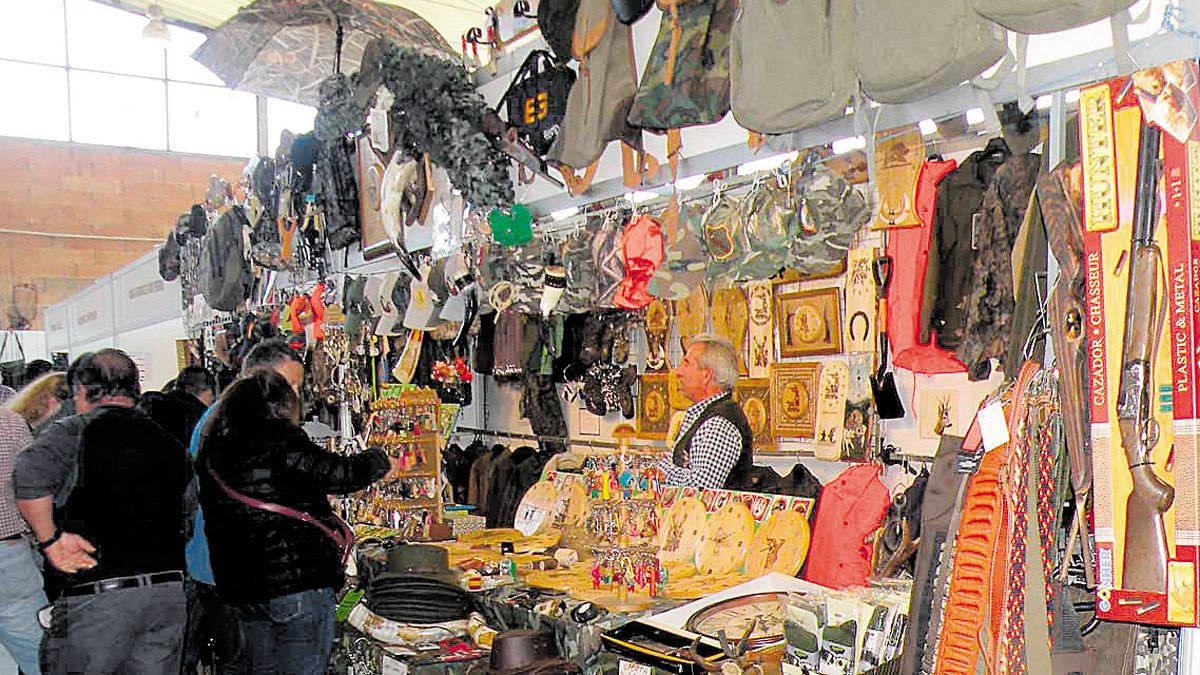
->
xmin=198 ymin=420 xmax=389 ymax=604
xmin=137 ymin=390 xmax=208 ymax=448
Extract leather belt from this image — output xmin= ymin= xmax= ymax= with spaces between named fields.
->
xmin=1 ymin=532 xmax=25 ymax=541
xmin=61 ymin=571 xmax=184 ymax=598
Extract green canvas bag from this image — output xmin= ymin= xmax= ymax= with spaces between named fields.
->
xmin=627 ymin=0 xmax=734 ymax=132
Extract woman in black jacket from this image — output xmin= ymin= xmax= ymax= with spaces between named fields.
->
xmin=197 ymin=368 xmax=398 ymax=674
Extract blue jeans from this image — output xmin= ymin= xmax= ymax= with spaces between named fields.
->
xmin=232 ymin=588 xmax=335 ymax=675
xmin=0 ymin=538 xmax=46 ymax=675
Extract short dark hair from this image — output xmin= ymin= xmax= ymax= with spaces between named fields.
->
xmin=243 ymin=340 xmax=302 ymax=372
xmin=66 ymin=352 xmax=91 ymax=392
xmin=174 ymin=367 xmax=215 ymax=398
xmin=74 ymin=349 xmax=140 ymax=403
xmin=24 ymin=360 xmax=53 ymax=381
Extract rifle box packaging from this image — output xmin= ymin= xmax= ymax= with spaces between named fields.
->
xmin=1083 ymin=61 xmax=1200 ymax=627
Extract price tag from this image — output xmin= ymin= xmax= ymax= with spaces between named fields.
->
xmin=619 ymin=660 xmax=652 ymax=675
xmin=381 ymin=655 xmax=409 ymax=675
xmin=978 ymin=401 xmax=1009 ymax=451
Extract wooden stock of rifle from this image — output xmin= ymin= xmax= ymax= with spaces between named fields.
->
xmin=1117 ymin=122 xmax=1175 ymax=593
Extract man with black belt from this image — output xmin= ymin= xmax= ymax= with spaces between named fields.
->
xmin=13 ymin=349 xmax=192 ymax=674
xmin=657 ymin=334 xmax=753 ymax=490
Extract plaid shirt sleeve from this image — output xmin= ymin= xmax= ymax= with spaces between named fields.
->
xmin=658 ymin=417 xmax=743 ymax=489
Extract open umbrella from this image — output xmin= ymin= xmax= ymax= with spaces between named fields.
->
xmin=192 ymin=0 xmax=456 ymax=106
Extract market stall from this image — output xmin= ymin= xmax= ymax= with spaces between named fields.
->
xmin=125 ymin=0 xmax=1200 ymax=673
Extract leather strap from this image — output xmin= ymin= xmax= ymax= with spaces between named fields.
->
xmin=205 ymin=462 xmax=355 ymax=566
xmin=557 ymin=162 xmax=601 ymax=196
xmin=621 ymin=142 xmax=661 ymax=189
xmin=666 ymin=128 xmax=683 ymax=183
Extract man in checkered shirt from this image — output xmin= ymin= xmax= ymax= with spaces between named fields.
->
xmin=657 ymin=334 xmax=753 ymax=489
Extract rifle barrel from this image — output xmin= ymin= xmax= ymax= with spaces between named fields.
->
xmin=1132 ymin=122 xmax=1162 ymax=245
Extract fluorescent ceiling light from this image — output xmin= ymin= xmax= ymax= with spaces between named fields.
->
xmin=1065 ymin=89 xmax=1081 ymax=103
xmin=965 ymin=108 xmax=985 ymax=126
xmin=831 ymin=136 xmax=866 ymax=155
xmin=1035 ymin=95 xmax=1052 ymax=110
xmin=736 ymin=151 xmax=796 ymax=176
xmin=673 ymin=174 xmax=705 ymax=191
xmin=918 ymin=119 xmax=938 ymax=136
xmin=551 ymin=207 xmax=579 ymax=221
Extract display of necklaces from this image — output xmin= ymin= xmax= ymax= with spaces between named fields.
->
xmin=710 ymin=285 xmax=749 ymax=374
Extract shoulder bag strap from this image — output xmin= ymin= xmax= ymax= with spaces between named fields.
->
xmin=205 ymin=461 xmax=355 ymax=565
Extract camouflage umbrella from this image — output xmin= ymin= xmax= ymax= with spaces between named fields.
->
xmin=192 ymin=0 xmax=456 ymax=106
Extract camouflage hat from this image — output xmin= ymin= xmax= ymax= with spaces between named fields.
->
xmin=732 ymin=177 xmax=795 ymax=281
xmin=558 ymin=225 xmax=599 ymax=313
xmin=648 ymin=202 xmax=707 ymax=300
xmin=787 ymin=160 xmax=871 ymax=276
xmin=701 ymin=192 xmax=741 ymax=281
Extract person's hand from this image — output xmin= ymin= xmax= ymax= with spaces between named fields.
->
xmin=382 ymin=454 xmax=404 ymax=483
xmin=44 ymin=533 xmax=97 ymax=575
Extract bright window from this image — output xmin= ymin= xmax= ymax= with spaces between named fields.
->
xmin=166 ymin=25 xmax=224 ymax=86
xmin=69 ymin=70 xmax=167 ymax=150
xmin=0 ymin=0 xmax=67 ymax=66
xmin=65 ymin=0 xmax=165 ymax=78
xmin=168 ymin=81 xmax=257 ymax=156
xmin=267 ymin=98 xmax=317 ymax=155
xmin=0 ymin=61 xmax=70 ymax=141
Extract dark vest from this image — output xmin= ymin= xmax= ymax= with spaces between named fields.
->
xmin=59 ymin=406 xmax=189 ymax=584
xmin=671 ymin=393 xmax=753 ymax=489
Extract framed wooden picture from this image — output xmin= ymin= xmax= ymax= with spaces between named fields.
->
xmin=638 ymin=373 xmax=671 ymax=440
xmin=770 ymin=362 xmax=821 ymax=439
xmin=734 ymin=378 xmax=774 ymax=450
xmin=355 ymin=135 xmax=394 ymax=260
xmin=775 ymin=287 xmax=844 ymax=357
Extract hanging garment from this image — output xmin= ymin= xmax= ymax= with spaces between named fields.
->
xmin=955 ymin=153 xmax=1042 ymax=380
xmin=892 ymin=158 xmax=966 ymax=374
xmin=920 ymin=141 xmax=1011 ymax=350
xmin=546 ymin=0 xmax=642 ymax=171
xmin=802 ymin=464 xmax=890 ymax=589
xmin=614 ymin=214 xmax=666 ymax=310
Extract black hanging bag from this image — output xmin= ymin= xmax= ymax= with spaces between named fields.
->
xmin=499 ymin=50 xmax=576 ymax=157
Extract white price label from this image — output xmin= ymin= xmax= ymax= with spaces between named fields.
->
xmin=619 ymin=659 xmax=652 ymax=675
xmin=381 ymin=655 xmax=408 ymax=675
xmin=978 ymin=401 xmax=1009 ymax=451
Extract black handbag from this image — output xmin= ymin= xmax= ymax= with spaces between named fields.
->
xmin=611 ymin=0 xmax=654 ymax=24
xmin=499 ymin=50 xmax=576 ymax=157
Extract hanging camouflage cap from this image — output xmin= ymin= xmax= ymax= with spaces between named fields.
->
xmin=786 ymin=160 xmax=870 ymax=276
xmin=648 ymin=202 xmax=707 ymax=300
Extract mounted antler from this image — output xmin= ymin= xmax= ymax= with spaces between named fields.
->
xmin=687 ymin=637 xmax=723 ymax=672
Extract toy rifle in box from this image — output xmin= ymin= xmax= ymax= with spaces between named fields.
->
xmin=1117 ymin=121 xmax=1176 ymax=593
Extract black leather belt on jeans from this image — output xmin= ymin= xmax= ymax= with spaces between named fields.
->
xmin=61 ymin=571 xmax=184 ymax=598
xmin=1 ymin=532 xmax=24 ymax=541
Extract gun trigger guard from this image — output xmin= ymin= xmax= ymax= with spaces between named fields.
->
xmin=1145 ymin=419 xmax=1160 ymax=448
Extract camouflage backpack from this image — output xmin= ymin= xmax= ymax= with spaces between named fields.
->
xmin=628 ymin=0 xmax=734 ymax=131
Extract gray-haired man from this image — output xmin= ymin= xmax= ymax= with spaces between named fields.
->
xmin=658 ymin=334 xmax=753 ymax=489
